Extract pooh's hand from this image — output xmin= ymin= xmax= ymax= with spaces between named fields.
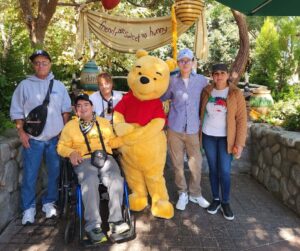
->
xmin=108 ymin=137 xmax=124 ymax=149
xmin=114 ymin=123 xmax=135 ymax=137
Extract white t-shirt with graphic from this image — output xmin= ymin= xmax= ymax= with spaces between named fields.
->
xmin=202 ymin=87 xmax=229 ymax=137
xmin=182 ymin=78 xmax=189 ymax=89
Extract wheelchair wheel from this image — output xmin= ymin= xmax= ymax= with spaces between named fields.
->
xmin=64 ymin=217 xmax=76 ymax=244
xmin=58 ymin=159 xmax=66 ymax=216
xmin=64 ymin=197 xmax=77 ymax=244
xmin=59 ymin=159 xmax=72 ymax=218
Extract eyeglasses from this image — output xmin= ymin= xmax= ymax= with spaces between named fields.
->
xmin=178 ymin=60 xmax=192 ymax=65
xmin=107 ymin=99 xmax=113 ymax=114
xmin=33 ymin=61 xmax=50 ymax=67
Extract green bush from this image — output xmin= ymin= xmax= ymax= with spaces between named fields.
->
xmin=282 ymin=106 xmax=300 ymax=131
xmin=259 ymin=97 xmax=300 ymax=131
xmin=249 ymin=97 xmax=273 ymax=107
xmin=0 ymin=112 xmax=14 ymax=134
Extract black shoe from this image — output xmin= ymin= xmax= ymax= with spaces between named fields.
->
xmin=207 ymin=199 xmax=221 ymax=214
xmin=221 ymin=203 xmax=234 ymax=220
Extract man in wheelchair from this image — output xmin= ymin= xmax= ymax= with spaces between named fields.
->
xmin=57 ymin=94 xmax=130 ymax=244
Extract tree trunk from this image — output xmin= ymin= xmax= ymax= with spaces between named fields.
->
xmin=19 ymin=0 xmax=58 ymax=48
xmin=230 ymin=10 xmax=250 ymax=85
xmin=0 ymin=23 xmax=12 ymax=60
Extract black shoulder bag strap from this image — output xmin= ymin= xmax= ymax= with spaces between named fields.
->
xmin=80 ymin=120 xmax=107 ymax=155
xmin=42 ymin=79 xmax=54 ymax=106
xmin=95 ymin=120 xmax=107 ymax=153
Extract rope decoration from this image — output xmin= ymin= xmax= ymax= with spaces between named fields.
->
xmin=171 ymin=4 xmax=178 ymax=61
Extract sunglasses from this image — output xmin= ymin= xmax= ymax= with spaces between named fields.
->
xmin=107 ymin=99 xmax=113 ymax=114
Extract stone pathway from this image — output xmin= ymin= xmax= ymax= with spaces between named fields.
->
xmin=0 ymin=170 xmax=300 ymax=251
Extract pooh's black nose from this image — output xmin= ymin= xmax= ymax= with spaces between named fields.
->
xmin=140 ymin=76 xmax=150 ymax=84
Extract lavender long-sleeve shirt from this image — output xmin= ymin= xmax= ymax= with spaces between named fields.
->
xmin=161 ymin=71 xmax=208 ymax=134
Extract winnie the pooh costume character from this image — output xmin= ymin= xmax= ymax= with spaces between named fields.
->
xmin=112 ymin=50 xmax=174 ymax=219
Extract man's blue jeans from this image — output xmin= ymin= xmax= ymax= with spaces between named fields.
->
xmin=22 ymin=136 xmax=60 ymax=210
xmin=202 ymin=133 xmax=232 ymax=203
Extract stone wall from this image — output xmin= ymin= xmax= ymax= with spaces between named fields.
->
xmin=0 ymin=130 xmax=47 ymax=233
xmin=250 ymin=123 xmax=300 ymax=216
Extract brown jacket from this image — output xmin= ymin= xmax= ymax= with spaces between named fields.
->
xmin=200 ymin=83 xmax=247 ymax=153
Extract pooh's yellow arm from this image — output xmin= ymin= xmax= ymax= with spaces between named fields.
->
xmin=121 ymin=118 xmax=165 ymax=145
xmin=113 ymin=111 xmax=135 ymax=136
xmin=113 ymin=111 xmax=165 ymax=145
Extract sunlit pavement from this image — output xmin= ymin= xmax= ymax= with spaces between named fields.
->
xmin=1 ymin=168 xmax=300 ymax=251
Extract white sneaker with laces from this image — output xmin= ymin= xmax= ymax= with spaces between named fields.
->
xmin=42 ymin=202 xmax=57 ymax=218
xmin=22 ymin=207 xmax=36 ymax=225
xmin=176 ymin=192 xmax=189 ymax=211
xmin=189 ymin=195 xmax=210 ymax=208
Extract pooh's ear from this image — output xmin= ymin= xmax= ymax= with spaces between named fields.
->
xmin=165 ymin=58 xmax=177 ymax=72
xmin=136 ymin=49 xmax=148 ymax=58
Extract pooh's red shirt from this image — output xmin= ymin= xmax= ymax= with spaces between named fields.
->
xmin=114 ymin=91 xmax=166 ymax=126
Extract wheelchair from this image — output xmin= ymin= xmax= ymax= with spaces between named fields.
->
xmin=58 ymin=157 xmax=136 ymax=246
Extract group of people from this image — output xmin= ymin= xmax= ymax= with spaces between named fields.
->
xmin=10 ymin=48 xmax=247 ymax=244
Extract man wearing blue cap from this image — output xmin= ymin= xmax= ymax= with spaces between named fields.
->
xmin=10 ymin=50 xmax=72 ymax=225
xmin=162 ymin=48 xmax=209 ymax=211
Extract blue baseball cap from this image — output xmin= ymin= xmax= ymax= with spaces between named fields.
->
xmin=29 ymin=50 xmax=51 ymax=62
xmin=177 ymin=48 xmax=194 ymax=61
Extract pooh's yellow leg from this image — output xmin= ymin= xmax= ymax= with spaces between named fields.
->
xmin=145 ymin=169 xmax=174 ymax=219
xmin=151 ymin=199 xmax=174 ymax=219
xmin=128 ymin=193 xmax=148 ymax=212
xmin=122 ymin=163 xmax=148 ymax=212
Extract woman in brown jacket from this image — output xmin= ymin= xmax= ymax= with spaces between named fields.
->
xmin=200 ymin=64 xmax=247 ymax=220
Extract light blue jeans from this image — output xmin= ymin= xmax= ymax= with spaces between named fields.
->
xmin=22 ymin=137 xmax=60 ymax=210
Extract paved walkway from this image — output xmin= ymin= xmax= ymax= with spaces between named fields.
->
xmin=0 ymin=169 xmax=300 ymax=251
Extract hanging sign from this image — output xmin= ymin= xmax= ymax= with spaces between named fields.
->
xmin=76 ymin=9 xmax=208 ymax=59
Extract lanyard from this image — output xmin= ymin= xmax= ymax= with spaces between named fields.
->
xmin=99 ymin=91 xmax=117 ymax=134
xmin=80 ymin=120 xmax=107 ymax=155
xmin=100 ymin=91 xmax=114 ymax=120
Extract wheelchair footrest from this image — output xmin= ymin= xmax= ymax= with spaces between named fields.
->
xmin=109 ymin=225 xmax=136 ymax=243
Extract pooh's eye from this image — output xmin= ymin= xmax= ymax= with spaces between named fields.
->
xmin=138 ymin=72 xmax=142 ymax=75
xmin=153 ymin=78 xmax=157 ymax=81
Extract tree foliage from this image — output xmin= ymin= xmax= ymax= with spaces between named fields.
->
xmin=19 ymin=0 xmax=59 ymax=48
xmin=250 ymin=18 xmax=280 ymax=91
xmin=4 ymin=0 xmax=300 ymax=132
xmin=250 ymin=17 xmax=300 ymax=100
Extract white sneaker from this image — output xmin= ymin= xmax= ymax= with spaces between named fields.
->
xmin=176 ymin=192 xmax=189 ymax=210
xmin=109 ymin=221 xmax=130 ymax=235
xmin=22 ymin=208 xmax=36 ymax=225
xmin=189 ymin=195 xmax=210 ymax=208
xmin=42 ymin=202 xmax=57 ymax=218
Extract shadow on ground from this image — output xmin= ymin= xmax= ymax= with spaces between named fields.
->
xmin=0 ymin=168 xmax=300 ymax=251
